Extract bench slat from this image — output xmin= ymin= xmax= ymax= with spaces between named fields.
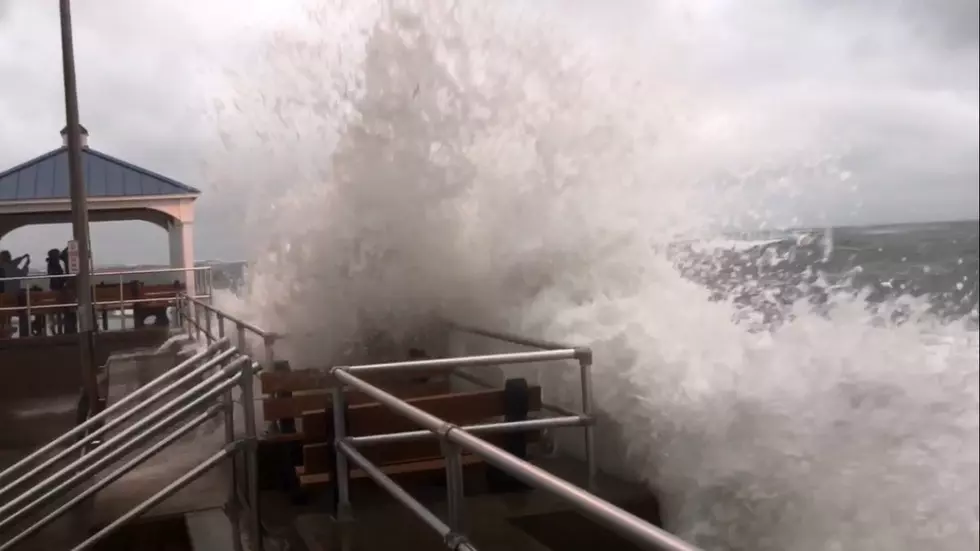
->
xmin=302 ymin=430 xmax=541 ymax=474
xmin=261 ymin=378 xmax=452 ymax=421
xmin=302 ymin=386 xmax=543 ymax=442
xmin=260 ymin=367 xmax=452 ymax=394
xmin=297 ymin=455 xmax=484 ymax=487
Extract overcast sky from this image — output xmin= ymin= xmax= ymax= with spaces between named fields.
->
xmin=0 ymin=0 xmax=977 ymax=266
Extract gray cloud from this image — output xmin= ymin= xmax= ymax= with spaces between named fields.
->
xmin=0 ymin=0 xmax=294 ymax=263
xmin=1 ymin=0 xmax=977 ymax=265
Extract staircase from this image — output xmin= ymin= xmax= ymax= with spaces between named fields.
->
xmin=0 ymin=296 xmax=269 ymax=551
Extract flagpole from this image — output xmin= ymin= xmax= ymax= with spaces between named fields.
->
xmin=58 ymin=0 xmax=101 ymax=420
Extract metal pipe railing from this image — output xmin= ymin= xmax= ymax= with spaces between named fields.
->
xmin=338 ymin=441 xmax=478 ymax=551
xmin=339 ymin=348 xmax=583 ymax=375
xmin=0 ymin=337 xmax=228 ymax=487
xmin=0 ymin=404 xmax=225 ymax=551
xmin=70 ymin=442 xmax=242 ymax=551
xmin=334 ymin=345 xmax=596 ymax=487
xmin=178 ymin=294 xmax=278 ymax=341
xmin=0 ymin=298 xmax=267 ymax=551
xmin=0 ymin=295 xmax=213 ymax=314
xmin=332 ymin=369 xmax=701 ymax=551
xmin=216 ymin=312 xmax=246 ymax=551
xmin=445 ymin=324 xmax=597 ymax=487
xmin=450 ymin=427 xmax=699 ymax=551
xmin=0 ymin=357 xmax=251 ymax=529
xmin=240 ymin=328 xmax=262 ymax=550
xmin=346 ymin=416 xmax=588 ymax=446
xmin=446 ymin=322 xmax=579 ymax=351
xmin=0 ymin=265 xmax=214 ymax=285
xmin=449 ymin=369 xmax=582 ymax=417
xmin=0 ymin=266 xmax=213 ymax=336
xmin=0 ymin=345 xmax=240 ymax=502
xmin=175 ymin=297 xmax=269 ymax=551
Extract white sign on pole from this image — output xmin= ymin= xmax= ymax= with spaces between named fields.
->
xmin=67 ymin=239 xmax=80 ymax=274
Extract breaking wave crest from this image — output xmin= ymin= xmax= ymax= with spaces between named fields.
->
xmin=207 ymin=1 xmax=979 ymax=549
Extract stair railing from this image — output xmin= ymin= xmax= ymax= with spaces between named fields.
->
xmin=175 ymin=294 xmax=284 ymax=551
xmin=0 ymin=295 xmax=275 ymax=551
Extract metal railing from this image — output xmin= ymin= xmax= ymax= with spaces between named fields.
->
xmin=0 ymin=290 xmax=702 ymax=550
xmin=0 ymin=266 xmax=212 ymax=337
xmin=0 ymin=300 xmax=270 ymax=551
xmin=174 ymin=293 xmax=282 ymax=551
xmin=329 ymin=331 xmax=702 ymax=551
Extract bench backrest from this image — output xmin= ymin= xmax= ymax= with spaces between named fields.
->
xmin=258 ymin=365 xmax=455 ymax=425
xmin=302 ymin=382 xmax=542 ymax=473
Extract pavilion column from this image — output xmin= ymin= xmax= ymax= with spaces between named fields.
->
xmin=0 ymin=221 xmax=16 ymax=246
xmin=168 ymin=219 xmax=196 ymax=298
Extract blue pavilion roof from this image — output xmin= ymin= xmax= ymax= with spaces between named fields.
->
xmin=0 ymin=145 xmax=199 ymax=202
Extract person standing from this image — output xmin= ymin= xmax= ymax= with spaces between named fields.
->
xmin=0 ymin=250 xmax=30 ymax=337
xmin=45 ymin=248 xmax=70 ymax=335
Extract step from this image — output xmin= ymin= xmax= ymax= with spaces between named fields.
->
xmin=185 ymin=508 xmax=238 ymax=551
xmin=295 ymin=495 xmax=663 ymax=551
xmin=89 ymin=515 xmax=193 ymax=551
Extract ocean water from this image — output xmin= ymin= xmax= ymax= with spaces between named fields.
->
xmin=205 ymin=1 xmax=979 ymax=550
xmin=677 ymin=219 xmax=979 ymax=327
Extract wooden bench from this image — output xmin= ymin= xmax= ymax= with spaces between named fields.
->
xmin=255 ymin=363 xmax=542 ymax=499
xmin=295 ymin=380 xmax=542 ymax=489
xmin=257 ymin=363 xmax=456 ymax=494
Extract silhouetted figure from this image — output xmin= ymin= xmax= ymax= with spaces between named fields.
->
xmin=46 ymin=248 xmax=69 ymax=335
xmin=48 ymin=248 xmax=67 ymax=289
xmin=0 ymin=250 xmax=30 ymax=292
xmin=0 ymin=250 xmax=30 ymax=337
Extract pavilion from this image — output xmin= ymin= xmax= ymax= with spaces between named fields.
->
xmin=0 ymin=126 xmax=200 ymax=296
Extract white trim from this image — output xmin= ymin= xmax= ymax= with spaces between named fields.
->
xmin=0 ymin=195 xmax=197 ymax=220
xmin=0 ymin=193 xmax=198 ymax=207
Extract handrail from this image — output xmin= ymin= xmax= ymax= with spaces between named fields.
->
xmin=346 ymin=416 xmax=587 ymax=446
xmin=339 ymin=348 xmax=587 ymax=374
xmin=0 ymin=301 xmax=264 ymax=551
xmin=0 ymin=265 xmax=213 ymax=337
xmin=0 ymin=265 xmax=213 ymax=284
xmin=332 ymin=366 xmax=701 ymax=551
xmin=0 ymin=337 xmax=229 ymax=488
xmin=0 ymin=346 xmax=240 ymax=503
xmin=338 ymin=441 xmax=478 ymax=551
xmin=0 ymin=357 xmax=251 ymax=529
xmin=446 ymin=321 xmax=581 ymax=351
xmin=71 ymin=441 xmax=242 ymax=551
xmin=0 ymin=405 xmax=225 ymax=551
xmin=0 ymin=296 xmax=210 ymax=314
xmin=179 ymin=293 xmax=278 ymax=342
xmin=335 ymin=346 xmax=596 ymax=490
xmin=174 ymin=295 xmax=267 ymax=550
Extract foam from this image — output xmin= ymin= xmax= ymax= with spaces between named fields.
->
xmin=206 ymin=1 xmax=979 ymax=549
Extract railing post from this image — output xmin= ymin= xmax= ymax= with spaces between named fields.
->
xmin=193 ymin=302 xmax=202 ymax=341
xmin=579 ymin=357 xmax=597 ymax=489
xmin=331 ymin=386 xmax=352 ymax=521
xmin=117 ymin=274 xmax=125 ymax=330
xmin=262 ymin=336 xmax=275 ymax=372
xmin=442 ymin=440 xmax=465 ymax=534
xmin=25 ymin=288 xmax=32 ymax=337
xmin=205 ymin=306 xmax=214 ymax=344
xmin=237 ymin=323 xmax=262 ymax=551
xmin=262 ymin=336 xmax=278 ymax=435
xmin=236 ymin=323 xmax=248 ymax=356
xmin=172 ymin=297 xmax=181 ymax=331
xmin=218 ymin=327 xmax=244 ymax=551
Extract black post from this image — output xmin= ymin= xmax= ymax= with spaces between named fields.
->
xmin=58 ymin=0 xmax=100 ymax=419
